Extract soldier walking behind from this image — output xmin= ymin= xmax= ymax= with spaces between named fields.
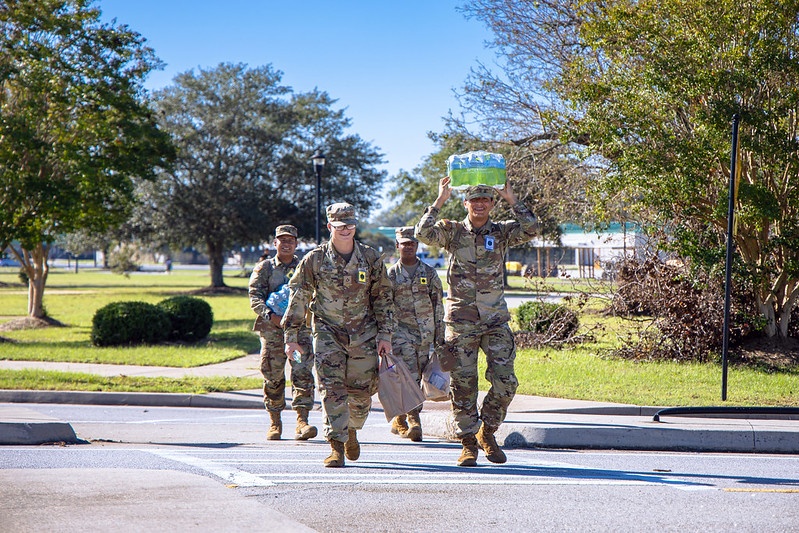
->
xmin=249 ymin=225 xmax=317 ymax=441
xmin=386 ymin=226 xmax=445 ymax=442
xmin=283 ymin=203 xmax=395 ymax=467
xmin=415 ymin=178 xmax=539 ymax=466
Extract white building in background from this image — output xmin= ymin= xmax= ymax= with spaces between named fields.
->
xmin=517 ymin=222 xmax=645 ymax=278
xmin=377 ymin=223 xmax=647 ymax=279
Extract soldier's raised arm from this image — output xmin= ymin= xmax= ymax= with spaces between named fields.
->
xmin=415 ymin=176 xmax=453 ymax=248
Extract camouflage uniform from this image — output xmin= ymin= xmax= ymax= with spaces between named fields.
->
xmin=248 ymin=243 xmax=314 ymax=416
xmin=386 ymin=229 xmax=445 ymax=412
xmin=415 ymin=186 xmax=539 ymax=438
xmin=283 ymin=207 xmax=395 ymax=445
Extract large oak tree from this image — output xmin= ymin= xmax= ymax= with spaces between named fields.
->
xmin=144 ymin=62 xmax=386 ymax=288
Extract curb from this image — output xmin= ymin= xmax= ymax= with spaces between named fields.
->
xmin=418 ymin=411 xmax=799 ymax=454
xmin=0 ymin=406 xmax=85 ymax=445
xmin=0 ymin=390 xmax=658 ymax=416
xmin=0 ymin=390 xmax=263 ymax=409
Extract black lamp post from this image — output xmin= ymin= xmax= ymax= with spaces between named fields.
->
xmin=312 ymin=150 xmax=326 ymax=245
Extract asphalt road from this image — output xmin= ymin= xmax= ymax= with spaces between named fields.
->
xmin=2 ymin=403 xmax=798 ymax=532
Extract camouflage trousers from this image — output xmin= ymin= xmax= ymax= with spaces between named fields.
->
xmin=445 ymin=321 xmax=518 ymax=437
xmin=259 ymin=327 xmax=314 ymax=413
xmin=391 ymin=335 xmax=431 ymax=415
xmin=313 ymin=321 xmax=380 ymax=443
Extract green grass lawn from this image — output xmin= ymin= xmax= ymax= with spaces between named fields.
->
xmin=1 ymin=266 xmax=797 ymax=406
xmin=0 ymin=268 xmax=257 ymax=366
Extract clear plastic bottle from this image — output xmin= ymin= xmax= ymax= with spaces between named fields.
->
xmin=447 ymin=156 xmax=468 ymax=189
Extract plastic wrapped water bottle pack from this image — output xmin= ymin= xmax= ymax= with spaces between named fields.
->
xmin=446 ymin=150 xmax=506 ymax=190
xmin=266 ymin=284 xmax=290 ymax=315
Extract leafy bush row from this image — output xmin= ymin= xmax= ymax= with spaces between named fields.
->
xmin=91 ymin=296 xmax=213 ymax=347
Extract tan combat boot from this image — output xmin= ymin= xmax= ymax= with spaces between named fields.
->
xmin=476 ymin=423 xmax=507 ymax=464
xmin=344 ymin=428 xmax=360 ymax=461
xmin=457 ymin=434 xmax=479 ymax=467
xmin=295 ymin=408 xmax=318 ymax=441
xmin=266 ymin=410 xmax=282 ymax=441
xmin=406 ymin=411 xmax=423 ymax=442
xmin=391 ymin=415 xmax=409 ymax=437
xmin=324 ymin=440 xmax=345 ymax=468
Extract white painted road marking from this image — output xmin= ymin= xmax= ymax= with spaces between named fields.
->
xmin=146 ymin=448 xmax=713 ymax=490
xmin=148 ymin=449 xmax=276 ymax=487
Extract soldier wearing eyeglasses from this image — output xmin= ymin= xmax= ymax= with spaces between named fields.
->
xmin=283 ymin=202 xmax=395 ymax=467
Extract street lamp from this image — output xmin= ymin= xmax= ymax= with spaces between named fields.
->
xmin=312 ymin=150 xmax=326 ymax=245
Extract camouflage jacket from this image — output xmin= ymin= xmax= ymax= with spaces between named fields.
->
xmin=282 ymin=241 xmax=395 ymax=345
xmin=248 ymin=255 xmax=301 ymax=333
xmin=415 ymin=203 xmax=539 ymax=327
xmin=387 ymin=259 xmax=444 ymax=350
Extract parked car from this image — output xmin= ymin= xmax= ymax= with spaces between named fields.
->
xmin=417 ymin=251 xmax=446 ymax=268
xmin=505 ymin=261 xmax=524 ymax=275
xmin=0 ymin=257 xmax=20 ymax=267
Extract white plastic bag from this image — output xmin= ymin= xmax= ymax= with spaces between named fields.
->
xmin=421 ymin=349 xmax=451 ymax=401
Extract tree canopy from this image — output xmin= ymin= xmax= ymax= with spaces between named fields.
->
xmin=144 ymin=62 xmax=387 ymax=287
xmin=458 ymin=0 xmax=799 ymax=338
xmin=0 ymin=0 xmax=173 ymax=317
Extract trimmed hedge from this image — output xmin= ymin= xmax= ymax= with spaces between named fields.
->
xmin=157 ymin=296 xmax=213 ymax=342
xmin=91 ymin=301 xmax=171 ymax=347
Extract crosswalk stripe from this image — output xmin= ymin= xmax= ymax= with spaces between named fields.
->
xmin=146 ymin=448 xmax=711 ymax=490
xmin=148 ymin=449 xmax=276 ymax=487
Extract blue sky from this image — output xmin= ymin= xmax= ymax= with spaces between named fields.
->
xmin=98 ymin=1 xmax=495 ymax=213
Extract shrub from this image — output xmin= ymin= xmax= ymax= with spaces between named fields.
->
xmin=157 ymin=296 xmax=213 ymax=342
xmin=109 ymin=245 xmax=138 ymax=275
xmin=516 ymin=300 xmax=579 ymax=340
xmin=608 ymin=257 xmax=763 ymax=362
xmin=91 ymin=301 xmax=171 ymax=346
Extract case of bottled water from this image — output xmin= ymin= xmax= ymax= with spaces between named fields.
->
xmin=446 ymin=150 xmax=506 ymax=190
xmin=266 ymin=284 xmax=290 ymax=315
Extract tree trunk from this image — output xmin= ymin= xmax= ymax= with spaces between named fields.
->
xmin=207 ymin=240 xmax=226 ymax=288
xmin=758 ymin=301 xmax=777 ymax=338
xmin=775 ymin=288 xmax=798 ymax=339
xmin=21 ymin=243 xmax=49 ymax=318
xmin=757 ymin=278 xmax=798 ymax=339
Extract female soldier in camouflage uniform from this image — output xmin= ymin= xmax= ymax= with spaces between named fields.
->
xmin=283 ymin=203 xmax=395 ymax=467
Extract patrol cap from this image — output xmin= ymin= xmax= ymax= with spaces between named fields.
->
xmin=326 ymin=202 xmax=358 ymax=226
xmin=464 ymin=185 xmax=494 ymax=200
xmin=395 ymin=226 xmax=417 ymax=244
xmin=464 ymin=184 xmax=496 ymax=201
xmin=275 ymin=224 xmax=298 ymax=238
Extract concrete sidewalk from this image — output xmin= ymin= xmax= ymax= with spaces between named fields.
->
xmin=1 ymin=354 xmax=798 ymax=453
